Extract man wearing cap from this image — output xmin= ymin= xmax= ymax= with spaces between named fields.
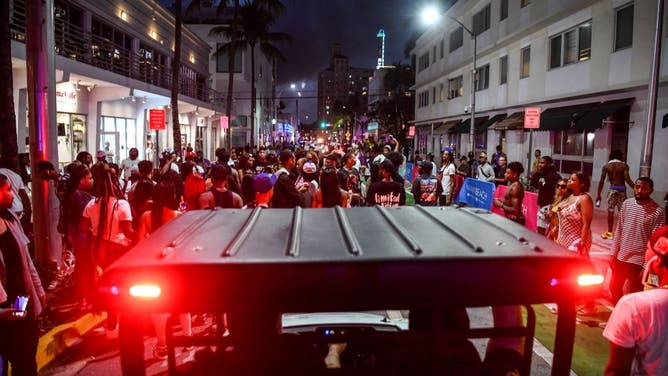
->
xmin=604 ymin=226 xmax=668 ymax=375
xmin=412 ymin=161 xmax=442 ymax=206
xmin=476 ymin=152 xmax=495 ymax=182
xmin=244 ymin=173 xmax=277 ymax=209
xmin=456 ymin=156 xmax=471 ymax=178
xmin=366 ymin=159 xmax=405 ymax=207
xmin=338 ymin=153 xmax=363 ymax=207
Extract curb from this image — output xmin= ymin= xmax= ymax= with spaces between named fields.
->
xmin=36 ymin=312 xmax=107 ymax=371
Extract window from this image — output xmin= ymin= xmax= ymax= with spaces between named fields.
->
xmin=432 ymin=46 xmax=437 ymax=63
xmin=418 ymin=52 xmax=430 ymax=71
xmin=450 ymin=27 xmax=463 ymax=52
xmin=615 ymin=3 xmax=634 ymax=51
xmin=548 ymin=21 xmax=592 ymax=69
xmin=520 ymin=46 xmax=531 ymax=78
xmin=472 ymin=4 xmax=491 ymax=36
xmin=440 ymin=39 xmax=444 ymax=59
xmin=432 ymin=87 xmax=436 ymax=104
xmin=439 ymin=83 xmax=445 ymax=102
xmin=521 ymin=0 xmax=531 ymax=7
xmin=418 ymin=90 xmax=430 ymax=108
xmin=552 ymin=129 xmax=595 ymax=176
xmin=216 ymin=44 xmax=242 ymax=73
xmin=475 ymin=64 xmax=490 ymax=91
xmin=499 ymin=56 xmax=508 ymax=85
xmin=448 ymin=76 xmax=463 ymax=99
xmin=500 ymin=0 xmax=508 ymax=21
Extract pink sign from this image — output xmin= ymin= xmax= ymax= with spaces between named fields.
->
xmin=524 ymin=107 xmax=541 ymax=129
xmin=220 ymin=115 xmax=229 ymax=129
xmin=491 ymin=185 xmax=539 ymax=231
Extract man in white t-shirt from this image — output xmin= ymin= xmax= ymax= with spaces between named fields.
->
xmin=603 ymin=228 xmax=668 ymax=375
xmin=439 ymin=149 xmax=456 ymax=206
xmin=120 ymin=148 xmax=140 ymax=181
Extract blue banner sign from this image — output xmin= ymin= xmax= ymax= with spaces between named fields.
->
xmin=456 ymin=178 xmax=495 ymax=210
xmin=405 ymin=162 xmax=413 ymax=182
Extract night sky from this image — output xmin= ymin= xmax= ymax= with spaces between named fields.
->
xmin=273 ymin=0 xmax=423 ymax=121
xmin=162 ymin=0 xmax=454 ymax=122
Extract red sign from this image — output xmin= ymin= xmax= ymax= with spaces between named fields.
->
xmin=408 ymin=126 xmax=415 ymax=138
xmin=524 ymin=107 xmax=541 ymax=129
xmin=149 ymin=109 xmax=165 ymax=130
xmin=220 ymin=115 xmax=229 ymax=129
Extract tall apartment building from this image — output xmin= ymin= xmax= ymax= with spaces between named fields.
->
xmin=317 ymin=44 xmax=373 ymax=123
xmin=412 ymin=0 xmax=667 ymax=199
xmin=9 ymin=0 xmax=224 ymax=167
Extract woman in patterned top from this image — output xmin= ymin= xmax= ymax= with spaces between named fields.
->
xmin=556 ymin=171 xmax=596 ymax=316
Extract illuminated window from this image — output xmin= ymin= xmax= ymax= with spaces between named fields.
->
xmin=448 ymin=76 xmax=463 ymax=99
xmin=549 ymin=21 xmax=592 ymax=69
xmin=475 ymin=64 xmax=489 ymax=91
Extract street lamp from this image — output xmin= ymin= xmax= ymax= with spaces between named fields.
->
xmin=421 ymin=6 xmax=477 ymax=155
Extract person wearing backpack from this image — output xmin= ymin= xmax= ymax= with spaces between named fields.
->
xmin=412 ymin=161 xmax=443 ymax=206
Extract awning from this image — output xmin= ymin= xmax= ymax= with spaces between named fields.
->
xmin=573 ymin=98 xmax=634 ymax=130
xmin=492 ymin=112 xmax=524 ymax=130
xmin=449 ymin=116 xmax=489 ymax=134
xmin=539 ymin=102 xmax=599 ymax=131
xmin=478 ymin=113 xmax=507 ymax=133
xmin=434 ymin=119 xmax=463 ymax=132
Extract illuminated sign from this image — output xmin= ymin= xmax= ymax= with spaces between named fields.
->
xmin=221 ymin=115 xmax=229 ymax=129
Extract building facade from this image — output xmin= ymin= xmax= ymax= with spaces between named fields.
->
xmin=10 ymin=0 xmax=224 ymax=168
xmin=412 ymin=0 xmax=667 ymax=200
xmin=317 ymin=44 xmax=372 ymax=124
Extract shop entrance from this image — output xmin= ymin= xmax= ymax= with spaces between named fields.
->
xmin=57 ymin=113 xmax=87 ymax=166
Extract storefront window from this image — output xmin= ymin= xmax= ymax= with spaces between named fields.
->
xmin=57 ymin=113 xmax=87 ymax=165
xmin=551 ymin=128 xmax=594 ymax=176
xmin=100 ymin=116 xmax=139 ymax=163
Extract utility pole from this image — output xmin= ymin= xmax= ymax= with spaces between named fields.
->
xmin=26 ymin=0 xmax=61 ymax=265
xmin=640 ymin=0 xmax=663 ymax=178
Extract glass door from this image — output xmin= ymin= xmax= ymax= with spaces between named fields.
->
xmin=99 ymin=132 xmax=119 ymax=164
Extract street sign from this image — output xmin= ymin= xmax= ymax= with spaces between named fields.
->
xmin=524 ymin=107 xmax=541 ymax=129
xmin=408 ymin=126 xmax=415 ymax=138
xmin=149 ymin=109 xmax=165 ymax=130
xmin=220 ymin=115 xmax=229 ymax=129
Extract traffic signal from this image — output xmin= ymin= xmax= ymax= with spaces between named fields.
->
xmin=320 ymin=122 xmax=325 ymax=128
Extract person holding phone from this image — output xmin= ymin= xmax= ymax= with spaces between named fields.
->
xmin=0 ymin=172 xmax=46 ymax=375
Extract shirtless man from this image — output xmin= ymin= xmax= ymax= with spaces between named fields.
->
xmin=595 ymin=150 xmax=635 ymax=240
xmin=493 ymin=161 xmax=525 ymax=225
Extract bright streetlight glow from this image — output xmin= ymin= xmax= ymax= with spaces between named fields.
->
xmin=290 ymin=83 xmax=296 ymax=90
xmin=421 ymin=6 xmax=441 ymax=26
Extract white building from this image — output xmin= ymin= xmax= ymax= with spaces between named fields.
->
xmin=187 ymin=23 xmax=274 ymax=149
xmin=412 ymin=0 xmax=667 ymax=200
xmin=10 ymin=0 xmax=224 ymax=168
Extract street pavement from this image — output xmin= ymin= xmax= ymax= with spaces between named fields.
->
xmin=36 ymin=207 xmax=617 ymax=375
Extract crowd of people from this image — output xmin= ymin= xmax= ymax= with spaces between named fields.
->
xmin=1 ymin=139 xmax=668 ymax=373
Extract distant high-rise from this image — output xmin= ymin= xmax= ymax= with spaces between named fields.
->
xmin=376 ymin=29 xmax=385 ymax=70
xmin=317 ymin=44 xmax=372 ymax=122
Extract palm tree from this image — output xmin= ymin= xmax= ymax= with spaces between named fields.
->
xmin=171 ymin=0 xmax=183 ymax=156
xmin=210 ymin=0 xmax=289 ymax=148
xmin=0 ymin=0 xmax=18 ymax=170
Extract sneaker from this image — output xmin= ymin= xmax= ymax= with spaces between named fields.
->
xmin=577 ymin=306 xmax=598 ymax=317
xmin=153 ymin=345 xmax=168 ymax=360
xmin=598 ymin=321 xmax=607 ymax=329
xmin=601 ymin=231 xmax=614 ymax=239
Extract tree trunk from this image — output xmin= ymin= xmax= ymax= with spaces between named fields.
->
xmin=225 ymin=0 xmax=239 ymax=151
xmin=171 ymin=0 xmax=183 ymax=156
xmin=250 ymin=43 xmax=256 ymax=148
xmin=0 ymin=0 xmax=18 ymax=171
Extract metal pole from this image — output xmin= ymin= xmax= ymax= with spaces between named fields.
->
xmin=470 ymin=33 xmax=477 ymax=155
xmin=640 ymin=0 xmax=663 ymax=178
xmin=26 ymin=0 xmax=60 ymax=265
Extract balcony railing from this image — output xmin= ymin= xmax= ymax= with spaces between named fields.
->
xmin=10 ymin=0 xmax=225 ymax=110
